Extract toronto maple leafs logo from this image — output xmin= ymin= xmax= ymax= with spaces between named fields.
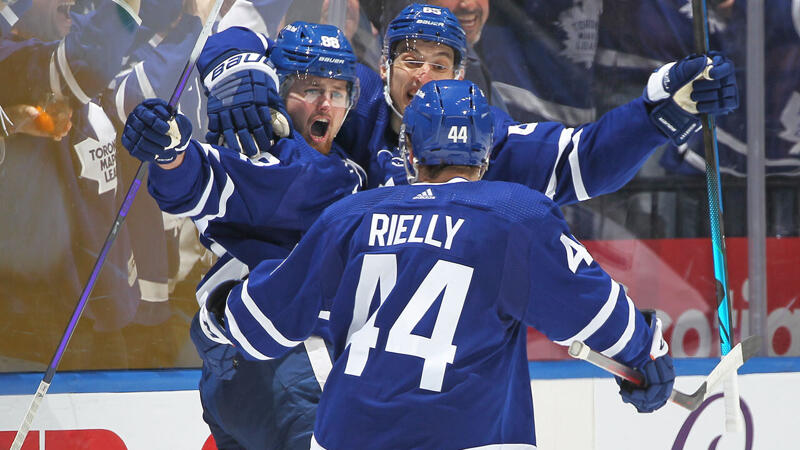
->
xmin=557 ymin=0 xmax=603 ymax=69
xmin=73 ymin=103 xmax=118 ymax=194
xmin=779 ymin=92 xmax=800 ymax=155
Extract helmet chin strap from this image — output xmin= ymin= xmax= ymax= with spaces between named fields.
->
xmin=383 ymin=60 xmax=404 ymax=121
xmin=398 ymin=124 xmax=418 ymax=184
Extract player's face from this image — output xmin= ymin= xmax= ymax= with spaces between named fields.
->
xmin=17 ymin=0 xmax=73 ymax=41
xmin=384 ymin=40 xmax=457 ymax=115
xmin=429 ymin=0 xmax=490 ymax=44
xmin=284 ymin=76 xmax=350 ymax=155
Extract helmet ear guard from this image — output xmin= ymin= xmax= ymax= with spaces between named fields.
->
xmin=398 ymin=123 xmax=418 ymax=183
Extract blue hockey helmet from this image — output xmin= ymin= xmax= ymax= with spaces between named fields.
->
xmin=383 ymin=4 xmax=468 ymax=71
xmin=400 ymin=79 xmax=493 ymax=182
xmin=271 ymin=21 xmax=360 ymax=108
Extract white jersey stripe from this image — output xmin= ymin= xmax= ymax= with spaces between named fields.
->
xmin=0 ymin=6 xmax=19 ymax=28
xmin=134 ymin=61 xmax=157 ymax=99
xmin=111 ymin=0 xmax=142 ymax=25
xmin=57 ymin=40 xmax=91 ymax=104
xmin=174 ymin=158 xmax=217 ymax=218
xmin=568 ymin=128 xmax=590 ymax=201
xmin=49 ymin=52 xmax=64 ymax=99
xmin=304 ymin=336 xmax=333 ymax=390
xmin=114 ymin=76 xmax=129 ymax=123
xmin=545 ymin=127 xmax=574 ymax=199
xmin=195 ymin=173 xmax=234 ymax=235
xmin=177 ymin=144 xmax=225 ymax=219
xmin=601 ymin=295 xmax=636 ymax=358
xmin=199 ymin=305 xmax=232 ymax=345
xmin=240 ymin=278 xmax=303 ymax=349
xmin=225 ymin=306 xmax=272 ymax=360
xmin=554 ymin=279 xmax=619 ymax=346
xmin=195 ymin=256 xmax=249 ymax=307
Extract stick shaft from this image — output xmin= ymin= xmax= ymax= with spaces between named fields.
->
xmin=690 ymin=0 xmax=742 ymax=432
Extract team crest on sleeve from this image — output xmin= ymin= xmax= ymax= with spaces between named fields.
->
xmin=73 ymin=103 xmax=118 ymax=194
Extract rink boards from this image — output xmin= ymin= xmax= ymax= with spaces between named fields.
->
xmin=0 ymin=358 xmax=798 ymax=449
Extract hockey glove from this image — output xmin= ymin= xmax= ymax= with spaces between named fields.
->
xmin=644 ymin=52 xmax=739 ymax=145
xmin=197 ymin=279 xmax=241 ymax=346
xmin=202 ymin=53 xmax=291 ymax=157
xmin=122 ymin=98 xmax=192 ymax=164
xmin=616 ymin=311 xmax=675 ymax=413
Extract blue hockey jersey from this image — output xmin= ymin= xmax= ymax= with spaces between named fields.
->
xmin=214 ymin=179 xmax=657 ymax=449
xmin=193 ymin=25 xmax=669 ymax=202
xmin=343 ymin=65 xmax=667 ymax=203
xmin=146 ymin=133 xmax=365 ymax=268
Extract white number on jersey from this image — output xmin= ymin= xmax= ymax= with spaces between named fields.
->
xmin=448 ymin=125 xmax=468 ymax=143
xmin=320 ymin=36 xmax=340 ymax=48
xmin=345 ymin=254 xmax=396 ymax=377
xmin=344 ymin=254 xmax=474 ymax=392
xmin=559 ymin=233 xmax=593 ymax=273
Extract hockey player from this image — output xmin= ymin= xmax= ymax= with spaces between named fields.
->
xmin=200 ymin=79 xmax=676 ymax=449
xmin=341 ymin=3 xmax=739 ymax=190
xmin=121 ymin=22 xmax=364 ymax=449
xmin=206 ymin=4 xmax=739 ymax=200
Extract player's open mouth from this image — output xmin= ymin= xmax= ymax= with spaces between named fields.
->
xmin=310 ymin=118 xmax=330 ymax=141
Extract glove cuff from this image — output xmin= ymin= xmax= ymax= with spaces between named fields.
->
xmin=202 ymin=52 xmax=280 ymax=93
xmin=644 ymin=62 xmax=674 ymax=103
xmin=648 ymin=100 xmax=702 ymax=146
xmin=628 ymin=310 xmax=670 ymax=369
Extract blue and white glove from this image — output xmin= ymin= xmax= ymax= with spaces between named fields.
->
xmin=202 ymin=52 xmax=291 ymax=157
xmin=616 ymin=311 xmax=675 ymax=413
xmin=644 ymin=53 xmax=739 ymax=145
xmin=197 ymin=279 xmax=239 ymax=346
xmin=121 ymin=98 xmax=192 ymax=164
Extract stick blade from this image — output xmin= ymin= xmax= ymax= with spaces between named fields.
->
xmin=740 ymin=335 xmax=762 ymax=362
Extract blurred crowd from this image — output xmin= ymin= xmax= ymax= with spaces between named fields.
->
xmin=0 ymin=0 xmax=797 ymax=371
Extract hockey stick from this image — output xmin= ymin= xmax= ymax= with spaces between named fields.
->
xmin=568 ymin=335 xmax=761 ymax=411
xmin=9 ymin=2 xmax=225 ymax=448
xmin=690 ymin=0 xmax=742 ymax=431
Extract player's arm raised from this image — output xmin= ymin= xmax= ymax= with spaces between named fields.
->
xmin=121 ymin=98 xmax=362 ymax=240
xmin=488 ymin=54 xmax=737 ymax=206
xmin=196 ymin=26 xmax=291 ymax=157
